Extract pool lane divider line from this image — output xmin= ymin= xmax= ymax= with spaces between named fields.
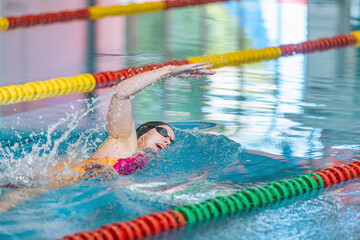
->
xmin=59 ymin=160 xmax=360 ymax=240
xmin=0 ymin=74 xmax=97 ymax=104
xmin=0 ymin=31 xmax=359 ymax=105
xmin=187 ymin=32 xmax=359 ymax=67
xmin=0 ymin=0 xmax=229 ymax=31
xmin=0 ymin=60 xmax=188 ymax=105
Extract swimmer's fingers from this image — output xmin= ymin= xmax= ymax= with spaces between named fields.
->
xmin=183 ymin=63 xmax=214 ymax=71
xmin=186 ymin=62 xmax=213 ymax=68
xmin=178 ymin=73 xmax=202 ymax=78
xmin=178 ymin=71 xmax=214 ymax=78
xmin=192 ymin=69 xmax=216 ymax=75
xmin=168 ymin=63 xmax=215 ymax=78
xmin=172 ymin=63 xmax=212 ymax=72
xmin=185 ymin=69 xmax=216 ymax=77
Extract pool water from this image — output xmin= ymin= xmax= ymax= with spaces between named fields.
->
xmin=1 ymin=0 xmax=360 ymax=239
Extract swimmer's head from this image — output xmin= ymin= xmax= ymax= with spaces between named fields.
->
xmin=136 ymin=121 xmax=175 ymax=151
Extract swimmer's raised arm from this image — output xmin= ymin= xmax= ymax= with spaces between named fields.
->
xmin=107 ymin=63 xmax=215 ymax=140
xmin=113 ymin=63 xmax=215 ymax=99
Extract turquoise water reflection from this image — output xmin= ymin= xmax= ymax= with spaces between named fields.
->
xmin=0 ymin=0 xmax=360 ymax=239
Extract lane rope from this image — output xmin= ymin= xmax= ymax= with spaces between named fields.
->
xmin=0 ymin=31 xmax=359 ymax=105
xmin=0 ymin=0 xmax=229 ymax=31
xmin=59 ymin=160 xmax=360 ymax=239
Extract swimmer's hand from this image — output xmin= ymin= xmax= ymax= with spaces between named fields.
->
xmin=113 ymin=62 xmax=215 ymax=99
xmin=167 ymin=63 xmax=216 ymax=78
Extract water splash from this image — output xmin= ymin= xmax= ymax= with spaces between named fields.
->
xmin=0 ymin=97 xmax=107 ymax=188
xmin=124 ymin=128 xmax=248 ymax=204
xmin=138 ymin=128 xmax=244 ymax=178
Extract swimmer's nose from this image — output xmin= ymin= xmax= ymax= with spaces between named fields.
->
xmin=164 ymin=138 xmax=171 ymax=145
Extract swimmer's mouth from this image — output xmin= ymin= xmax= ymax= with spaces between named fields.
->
xmin=156 ymin=144 xmax=164 ymax=150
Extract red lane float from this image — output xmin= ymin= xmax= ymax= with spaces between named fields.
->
xmin=59 ymin=159 xmax=360 ymax=240
xmin=279 ymin=34 xmax=357 ymax=56
xmin=315 ymin=160 xmax=360 ymax=187
xmin=7 ymin=9 xmax=90 ymax=29
xmin=165 ymin=0 xmax=228 ymax=9
xmin=58 ymin=210 xmax=186 ymax=240
xmin=1 ymin=0 xmax=229 ymax=31
xmin=93 ymin=60 xmax=190 ymax=88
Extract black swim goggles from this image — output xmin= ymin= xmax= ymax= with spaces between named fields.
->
xmin=155 ymin=127 xmax=175 ymax=144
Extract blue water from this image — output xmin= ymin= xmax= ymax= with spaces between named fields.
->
xmin=1 ymin=0 xmax=360 ymax=239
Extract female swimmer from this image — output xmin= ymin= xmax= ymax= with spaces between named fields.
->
xmin=0 ymin=63 xmax=215 ymax=211
xmin=73 ymin=62 xmax=215 ymax=176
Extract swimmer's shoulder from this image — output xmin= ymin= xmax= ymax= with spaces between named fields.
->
xmin=90 ymin=137 xmax=138 ymax=160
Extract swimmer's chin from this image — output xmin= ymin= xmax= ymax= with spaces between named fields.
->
xmin=143 ymin=147 xmax=159 ymax=152
xmin=142 ymin=147 xmax=161 ymax=158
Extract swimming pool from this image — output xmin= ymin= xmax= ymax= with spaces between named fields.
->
xmin=1 ymin=0 xmax=360 ymax=239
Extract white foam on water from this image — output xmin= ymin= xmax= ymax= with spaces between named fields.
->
xmin=0 ymin=97 xmax=107 ymax=188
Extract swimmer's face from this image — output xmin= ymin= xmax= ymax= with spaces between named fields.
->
xmin=138 ymin=125 xmax=175 ymax=151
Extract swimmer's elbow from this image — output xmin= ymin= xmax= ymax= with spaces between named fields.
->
xmin=113 ymin=82 xmax=134 ymax=99
xmin=108 ymin=121 xmax=136 ymax=140
xmin=113 ymin=92 xmax=129 ymax=100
